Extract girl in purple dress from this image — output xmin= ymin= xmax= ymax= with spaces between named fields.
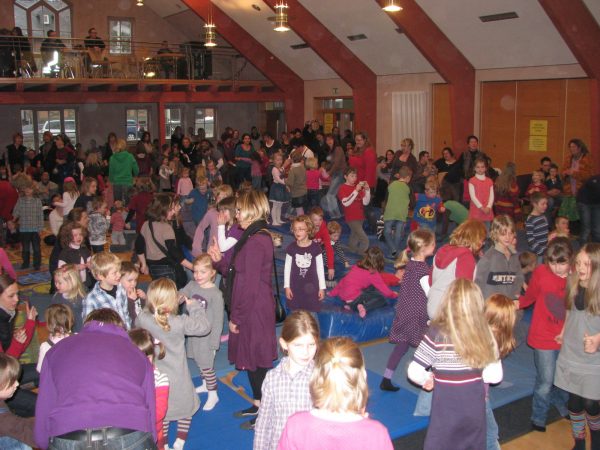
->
xmin=380 ymin=228 xmax=435 ymax=391
xmin=284 ymin=215 xmax=326 ymax=312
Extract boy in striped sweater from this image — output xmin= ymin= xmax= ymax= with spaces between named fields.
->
xmin=525 ymin=192 xmax=549 ymax=260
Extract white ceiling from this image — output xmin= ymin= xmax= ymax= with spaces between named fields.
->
xmin=143 ymin=0 xmax=600 ymax=80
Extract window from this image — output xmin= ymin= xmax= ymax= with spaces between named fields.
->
xmin=194 ymin=108 xmax=215 ymax=139
xmin=109 ymin=18 xmax=132 ymax=55
xmin=126 ymin=109 xmax=148 ymax=141
xmin=14 ymin=0 xmax=72 ymax=50
xmin=165 ymin=108 xmax=181 ymax=140
xmin=321 ymin=98 xmax=354 ymax=110
xmin=20 ymin=108 xmax=77 ymax=148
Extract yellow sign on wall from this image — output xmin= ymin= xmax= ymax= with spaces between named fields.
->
xmin=324 ymin=113 xmax=334 ymax=134
xmin=528 ymin=119 xmax=548 ymax=151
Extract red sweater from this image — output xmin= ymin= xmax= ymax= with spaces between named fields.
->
xmin=313 ymin=220 xmax=334 ymax=270
xmin=1 ymin=318 xmax=35 ymax=358
xmin=518 ymin=264 xmax=567 ymax=350
xmin=338 ymin=184 xmax=366 ymax=222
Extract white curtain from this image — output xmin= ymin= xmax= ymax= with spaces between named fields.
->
xmin=391 ymin=91 xmax=429 ymax=155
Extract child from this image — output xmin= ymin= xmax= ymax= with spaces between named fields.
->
xmin=88 ymin=197 xmax=110 ymax=253
xmin=330 ymin=246 xmax=396 ymax=318
xmin=136 ymin=278 xmax=210 ymax=450
xmin=309 ymin=207 xmax=335 ymax=281
xmin=286 ymin=150 xmax=307 ymax=216
xmin=305 ymin=157 xmax=320 ymax=210
xmin=484 ymin=294 xmax=517 ymax=449
xmin=254 ymin=311 xmax=319 ymax=448
xmin=82 ymin=251 xmax=131 ymax=328
xmin=56 ymin=177 xmax=79 ymax=218
xmin=519 ymin=250 xmax=537 ymax=289
xmin=284 ymin=216 xmax=326 ymax=312
xmin=525 ymin=192 xmax=549 ymax=259
xmin=49 ymin=193 xmax=64 ymax=237
xmin=475 ymin=215 xmax=524 ymax=300
xmin=319 ymin=160 xmax=331 ymax=196
xmin=517 ymin=237 xmax=572 ymax=432
xmin=250 ymin=150 xmax=264 ymax=191
xmin=383 ymin=166 xmax=411 ymax=257
xmin=192 ymin=184 xmax=234 ymax=256
xmin=468 ymin=157 xmax=494 ymax=228
xmin=52 ymin=264 xmax=86 ymax=332
xmin=120 ymin=262 xmax=147 ymax=325
xmin=548 ymin=215 xmax=570 ymax=242
xmin=0 ymin=353 xmax=35 ymax=449
xmin=526 ymin=170 xmax=548 ymax=198
xmin=323 ymin=221 xmax=350 ymax=287
xmin=554 ymin=243 xmax=600 ymax=450
xmin=278 ymin=337 xmax=393 ymax=449
xmin=176 ymin=167 xmax=193 ymax=198
xmin=110 ymin=200 xmax=128 ymax=246
xmin=216 ymin=196 xmax=242 ymax=254
xmin=179 ymin=254 xmax=224 ymax=411
xmin=74 ymin=176 xmax=98 ymax=212
xmin=337 ymin=167 xmax=371 ymax=255
xmin=408 ymin=279 xmax=503 ymax=450
xmin=206 ymin=159 xmax=222 ymax=190
xmin=545 ymin=163 xmax=563 ymax=211
xmin=269 ymin=153 xmax=288 ymax=226
xmin=159 ymin=157 xmax=174 ymax=192
xmin=12 ymin=182 xmax=43 ymax=270
xmin=36 ymin=304 xmax=73 ymax=372
xmin=188 ymin=176 xmax=209 ymax=227
xmin=128 ymin=328 xmax=170 ymax=450
xmin=381 ymin=229 xmax=436 ymax=391
xmin=494 ymin=162 xmax=522 ymax=222
xmin=58 ymin=222 xmax=92 ymax=286
xmin=413 ymin=179 xmax=445 ymax=232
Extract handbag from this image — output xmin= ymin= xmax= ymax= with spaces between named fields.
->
xmin=272 ymin=251 xmax=286 ymax=324
xmin=148 ymin=221 xmax=188 ymax=288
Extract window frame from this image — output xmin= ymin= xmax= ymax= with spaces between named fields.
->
xmin=20 ymin=107 xmax=78 ymax=149
xmin=108 ymin=17 xmax=134 ymax=55
xmin=194 ymin=107 xmax=216 ymax=139
xmin=126 ymin=108 xmax=149 ymax=142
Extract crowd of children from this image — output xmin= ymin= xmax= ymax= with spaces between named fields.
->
xmin=0 ymin=126 xmax=599 ymax=450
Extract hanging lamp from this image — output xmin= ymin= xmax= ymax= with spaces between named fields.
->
xmin=382 ymin=0 xmax=402 ymax=12
xmin=274 ymin=2 xmax=290 ymax=32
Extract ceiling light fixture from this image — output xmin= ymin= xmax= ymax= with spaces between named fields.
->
xmin=274 ymin=2 xmax=290 ymax=32
xmin=136 ymin=0 xmax=143 ymax=6
xmin=382 ymin=0 xmax=402 ymax=12
xmin=204 ymin=3 xmax=217 ymax=47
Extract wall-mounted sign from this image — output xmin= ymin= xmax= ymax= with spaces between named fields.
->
xmin=529 ymin=119 xmax=548 ymax=152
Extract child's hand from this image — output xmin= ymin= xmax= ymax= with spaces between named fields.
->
xmin=217 ymin=211 xmax=227 ymax=225
xmin=583 ymin=333 xmax=600 ymax=353
xmin=328 ymin=268 xmax=335 ymax=280
xmin=229 ymin=320 xmax=239 ymax=334
xmin=285 ymin=287 xmax=293 ymax=300
xmin=555 ymin=332 xmax=564 ymax=345
xmin=208 ymin=237 xmax=222 ymax=262
xmin=26 ymin=302 xmax=37 ymax=321
xmin=318 ymin=290 xmax=325 ymax=301
xmin=136 ymin=289 xmax=146 ymax=300
xmin=13 ymin=327 xmax=27 ymax=344
xmin=422 ymin=374 xmax=434 ymax=391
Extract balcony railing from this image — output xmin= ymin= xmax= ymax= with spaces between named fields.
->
xmin=0 ymin=34 xmax=259 ymax=82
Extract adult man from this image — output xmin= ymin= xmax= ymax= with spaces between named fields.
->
xmin=36 ymin=172 xmax=59 ymax=206
xmin=40 ymin=30 xmax=65 ymax=75
xmin=84 ymin=28 xmax=106 ymax=75
xmin=35 ymin=309 xmax=157 ymax=450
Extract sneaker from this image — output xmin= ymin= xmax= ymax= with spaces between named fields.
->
xmin=531 ymin=422 xmax=546 ymax=432
xmin=380 ymin=378 xmax=400 ymax=392
xmin=240 ymin=418 xmax=256 ymax=430
xmin=234 ymin=405 xmax=258 ymax=417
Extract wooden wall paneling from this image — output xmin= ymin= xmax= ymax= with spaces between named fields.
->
xmin=514 ymin=79 xmax=565 ymax=174
xmin=480 ymin=81 xmax=517 ymax=172
xmin=564 ymin=78 xmax=592 ymax=163
xmin=431 ymin=83 xmax=452 ymax=158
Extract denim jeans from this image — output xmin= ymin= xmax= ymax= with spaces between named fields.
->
xmin=321 ymin=174 xmax=343 ymax=218
xmin=49 ymin=430 xmax=156 ymax=450
xmin=20 ymin=231 xmax=41 ymax=268
xmin=577 ymin=202 xmax=600 ymax=245
xmin=383 ymin=220 xmax=405 ymax=255
xmin=485 ymin=398 xmax=501 ymax=450
xmin=413 ymin=389 xmax=432 ymax=416
xmin=0 ymin=437 xmax=31 ymax=450
xmin=531 ymin=348 xmax=569 ymax=426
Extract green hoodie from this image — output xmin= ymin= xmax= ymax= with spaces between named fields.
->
xmin=109 ymin=151 xmax=139 ymax=186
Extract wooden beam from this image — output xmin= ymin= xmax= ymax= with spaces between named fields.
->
xmin=538 ymin=0 xmax=600 ymax=171
xmin=181 ymin=0 xmax=304 ymax=128
xmin=376 ymin=0 xmax=476 ymax=153
xmin=262 ymin=0 xmax=377 ymax=147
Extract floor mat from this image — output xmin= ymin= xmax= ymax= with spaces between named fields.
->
xmin=17 ymin=271 xmax=52 ymax=286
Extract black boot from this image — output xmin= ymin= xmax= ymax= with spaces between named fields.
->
xmin=380 ymin=377 xmax=400 ymax=392
xmin=591 ymin=428 xmax=600 ymax=450
xmin=573 ymin=439 xmax=586 ymax=450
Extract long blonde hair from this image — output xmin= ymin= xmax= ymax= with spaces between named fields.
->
xmin=54 ymin=264 xmax=86 ymax=301
xmin=310 ymin=337 xmax=368 ymax=415
xmin=566 ymin=243 xmax=600 ymax=315
xmin=146 ymin=278 xmax=179 ymax=332
xmin=432 ymin=279 xmax=498 ymax=368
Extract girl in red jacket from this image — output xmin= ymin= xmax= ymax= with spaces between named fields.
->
xmin=517 ymin=237 xmax=573 ymax=431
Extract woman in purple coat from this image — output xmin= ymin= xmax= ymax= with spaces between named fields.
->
xmin=208 ymin=190 xmax=277 ymax=430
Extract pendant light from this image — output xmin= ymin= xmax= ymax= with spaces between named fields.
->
xmin=382 ymin=0 xmax=402 ymax=12
xmin=274 ymin=2 xmax=290 ymax=32
xmin=204 ymin=3 xmax=217 ymax=47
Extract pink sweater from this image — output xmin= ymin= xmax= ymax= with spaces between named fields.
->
xmin=176 ymin=177 xmax=194 ymax=197
xmin=329 ymin=266 xmax=396 ymax=302
xmin=0 ymin=248 xmax=16 ymax=279
xmin=306 ymin=169 xmax=321 ymax=190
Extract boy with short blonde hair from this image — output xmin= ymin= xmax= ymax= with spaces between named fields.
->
xmin=83 ymin=252 xmax=131 ymax=328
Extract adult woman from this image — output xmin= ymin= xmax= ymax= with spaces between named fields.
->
xmin=353 ymin=132 xmax=377 ymax=190
xmin=101 ymin=132 xmax=118 ymax=166
xmin=234 ymin=133 xmax=254 ymax=187
xmin=109 ymin=138 xmax=139 ymax=204
xmin=171 ymin=126 xmax=184 ymax=151
xmin=374 ymin=150 xmax=395 ymax=207
xmin=137 ymin=193 xmax=193 ymax=288
xmin=391 ymin=138 xmax=419 ymax=180
xmin=0 ymin=274 xmax=38 ymax=417
xmin=4 ymin=132 xmax=27 ymax=176
xmin=179 ymin=135 xmax=198 ymax=169
xmin=435 ymin=147 xmax=462 ymax=201
xmin=561 ymin=139 xmax=594 ymax=239
xmin=135 ymin=131 xmax=154 ymax=177
xmin=12 ymin=27 xmax=36 ymax=75
xmin=321 ymin=135 xmax=347 ymax=219
xmin=136 ymin=131 xmax=153 ymax=157
xmin=208 ymin=190 xmax=277 ymax=426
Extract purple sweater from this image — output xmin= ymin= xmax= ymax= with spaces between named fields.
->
xmin=34 ymin=321 xmax=156 ymax=448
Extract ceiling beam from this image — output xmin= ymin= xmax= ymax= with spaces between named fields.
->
xmin=262 ymin=0 xmax=377 ymax=147
xmin=376 ymin=0 xmax=475 ymax=153
xmin=538 ymin=0 xmax=600 ymax=171
xmin=181 ymin=0 xmax=304 ymax=128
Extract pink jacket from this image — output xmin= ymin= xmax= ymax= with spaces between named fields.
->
xmin=330 ymin=266 xmax=396 ymax=302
